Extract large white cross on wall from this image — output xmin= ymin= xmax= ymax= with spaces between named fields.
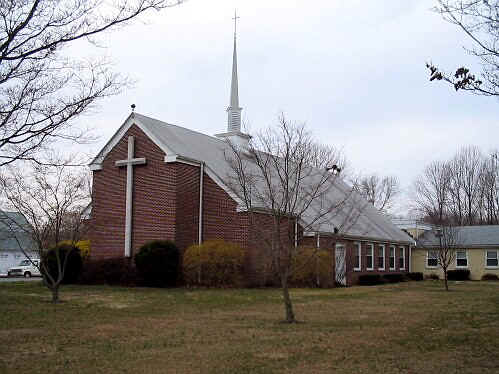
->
xmin=115 ymin=136 xmax=146 ymax=257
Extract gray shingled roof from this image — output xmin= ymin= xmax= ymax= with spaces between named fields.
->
xmin=0 ymin=211 xmax=36 ymax=252
xmin=90 ymin=113 xmax=414 ymax=244
xmin=417 ymin=225 xmax=499 ymax=248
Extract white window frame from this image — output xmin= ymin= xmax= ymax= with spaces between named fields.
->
xmin=378 ymin=245 xmax=385 ymax=270
xmin=485 ymin=250 xmax=499 ymax=269
xmin=366 ymin=243 xmax=374 ymax=271
xmin=455 ymin=250 xmax=468 ymax=268
xmin=399 ymin=246 xmax=405 ymax=270
xmin=426 ymin=250 xmax=438 ymax=269
xmin=354 ymin=242 xmax=361 ymax=271
xmin=389 ymin=246 xmax=396 ymax=270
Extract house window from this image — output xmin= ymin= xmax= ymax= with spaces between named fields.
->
xmin=399 ymin=247 xmax=405 ymax=270
xmin=0 ymin=253 xmax=8 ymax=259
xmin=486 ymin=250 xmax=498 ymax=268
xmin=354 ymin=242 xmax=361 ymax=271
xmin=456 ymin=250 xmax=468 ymax=268
xmin=366 ymin=244 xmax=374 ymax=270
xmin=378 ymin=245 xmax=385 ymax=270
xmin=427 ymin=250 xmax=438 ymax=268
xmin=389 ymin=246 xmax=395 ymax=270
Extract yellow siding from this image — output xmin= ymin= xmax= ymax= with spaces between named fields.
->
xmin=411 ymin=248 xmax=499 ymax=280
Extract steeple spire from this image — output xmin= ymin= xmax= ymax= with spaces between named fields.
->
xmin=216 ymin=10 xmax=250 ymax=149
xmin=227 ymin=10 xmax=242 ymax=132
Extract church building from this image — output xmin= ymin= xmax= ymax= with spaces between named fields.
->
xmin=88 ymin=21 xmax=413 ymax=286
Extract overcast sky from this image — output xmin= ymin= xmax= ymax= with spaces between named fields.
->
xmin=75 ymin=0 xmax=498 ymax=215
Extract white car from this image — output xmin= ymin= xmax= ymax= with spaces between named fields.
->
xmin=7 ymin=259 xmax=41 ymax=278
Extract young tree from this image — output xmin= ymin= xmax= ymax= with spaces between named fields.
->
xmin=225 ymin=114 xmax=364 ymax=323
xmin=0 ymin=0 xmax=184 ymax=166
xmin=0 ymin=154 xmax=90 ymax=303
xmin=354 ymin=174 xmax=399 ymax=214
xmin=421 ymin=225 xmax=462 ymax=291
xmin=426 ymin=0 xmax=499 ymax=96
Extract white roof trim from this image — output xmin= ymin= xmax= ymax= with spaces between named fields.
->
xmin=89 ymin=113 xmax=176 ymax=168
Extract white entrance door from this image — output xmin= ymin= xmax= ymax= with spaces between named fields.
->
xmin=335 ymin=244 xmax=347 ymax=286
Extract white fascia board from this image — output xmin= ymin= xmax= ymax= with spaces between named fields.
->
xmin=88 ymin=113 xmax=176 ymax=169
xmin=89 ymin=164 xmax=103 ymax=171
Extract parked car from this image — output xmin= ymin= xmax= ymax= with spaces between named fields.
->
xmin=7 ymin=259 xmax=41 ymax=278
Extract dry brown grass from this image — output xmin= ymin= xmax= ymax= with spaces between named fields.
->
xmin=0 ymin=280 xmax=498 ymax=373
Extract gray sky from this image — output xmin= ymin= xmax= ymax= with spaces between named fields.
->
xmin=76 ymin=0 xmax=498 ymax=215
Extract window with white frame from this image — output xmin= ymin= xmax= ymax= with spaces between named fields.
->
xmin=399 ymin=247 xmax=405 ymax=270
xmin=389 ymin=246 xmax=395 ymax=270
xmin=366 ymin=244 xmax=374 ymax=270
xmin=378 ymin=245 xmax=385 ymax=270
xmin=456 ymin=250 xmax=468 ymax=268
xmin=354 ymin=242 xmax=361 ymax=271
xmin=486 ymin=250 xmax=498 ymax=268
xmin=427 ymin=250 xmax=438 ymax=268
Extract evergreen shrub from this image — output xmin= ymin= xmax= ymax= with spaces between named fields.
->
xmin=43 ymin=243 xmax=83 ymax=284
xmin=447 ymin=269 xmax=470 ymax=281
xmin=382 ymin=273 xmax=406 ymax=283
xmin=407 ymin=272 xmax=424 ymax=281
xmin=134 ymin=240 xmax=180 ymax=287
xmin=358 ymin=274 xmax=383 ymax=286
xmin=481 ymin=273 xmax=499 ymax=281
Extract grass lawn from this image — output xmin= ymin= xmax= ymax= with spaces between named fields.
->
xmin=0 ymin=281 xmax=498 ymax=374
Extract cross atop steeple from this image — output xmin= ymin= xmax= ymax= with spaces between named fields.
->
xmin=233 ymin=10 xmax=240 ymax=39
xmin=227 ymin=10 xmax=242 ymax=133
xmin=215 ymin=10 xmax=251 ymax=149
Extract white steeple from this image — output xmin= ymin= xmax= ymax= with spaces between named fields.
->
xmin=216 ymin=10 xmax=250 ymax=149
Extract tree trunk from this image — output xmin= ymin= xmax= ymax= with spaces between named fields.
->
xmin=281 ymin=275 xmax=296 ymax=323
xmin=51 ymin=286 xmax=60 ymax=303
xmin=444 ymin=269 xmax=449 ymax=291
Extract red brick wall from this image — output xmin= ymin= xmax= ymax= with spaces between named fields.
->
xmin=90 ymin=124 xmax=176 ymax=260
xmin=175 ymin=163 xmax=200 ymax=251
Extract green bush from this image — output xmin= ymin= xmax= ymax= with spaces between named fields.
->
xmin=382 ymin=273 xmax=406 ymax=283
xmin=358 ymin=274 xmax=383 ymax=286
xmin=447 ymin=269 xmax=470 ymax=281
xmin=79 ymin=258 xmax=137 ymax=286
xmin=43 ymin=244 xmax=83 ymax=284
xmin=481 ymin=273 xmax=499 ymax=281
xmin=183 ymin=240 xmax=245 ymax=287
xmin=134 ymin=240 xmax=180 ymax=287
xmin=290 ymin=246 xmax=333 ymax=287
xmin=407 ymin=272 xmax=424 ymax=281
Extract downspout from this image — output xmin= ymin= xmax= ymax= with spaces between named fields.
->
xmin=198 ymin=162 xmax=204 ymax=245
xmin=294 ymin=219 xmax=298 ymax=248
xmin=316 ymin=232 xmax=320 ymax=287
xmin=409 ymin=244 xmax=412 ymax=272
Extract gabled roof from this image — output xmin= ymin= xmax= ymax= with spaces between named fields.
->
xmin=90 ymin=112 xmax=414 ymax=244
xmin=417 ymin=225 xmax=499 ymax=248
xmin=0 ymin=211 xmax=36 ymax=251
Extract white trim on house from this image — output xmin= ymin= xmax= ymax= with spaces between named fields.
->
xmin=354 ymin=242 xmax=361 ymax=271
xmin=89 ymin=113 xmax=176 ymax=168
xmin=485 ymin=249 xmax=499 ymax=269
xmin=456 ymin=249 xmax=468 ymax=269
xmin=399 ymin=246 xmax=406 ymax=270
xmin=366 ymin=243 xmax=374 ymax=271
xmin=378 ymin=244 xmax=385 ymax=271
xmin=389 ymin=245 xmax=396 ymax=270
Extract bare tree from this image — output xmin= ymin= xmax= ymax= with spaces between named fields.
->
xmin=0 ymin=154 xmax=90 ymax=303
xmin=413 ymin=160 xmax=451 ymax=223
xmin=0 ymin=0 xmax=184 ymax=166
xmin=421 ymin=225 xmax=462 ymax=291
xmin=413 ymin=146 xmax=498 ymax=226
xmin=225 ymin=114 xmax=363 ymax=323
xmin=354 ymin=174 xmax=399 ymax=214
xmin=426 ymin=1 xmax=499 ymax=97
